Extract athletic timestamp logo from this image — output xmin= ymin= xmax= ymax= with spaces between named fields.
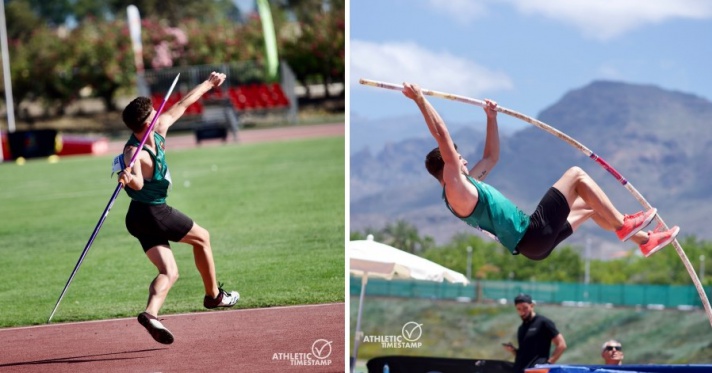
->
xmin=272 ymin=338 xmax=333 ymax=366
xmin=311 ymin=339 xmax=333 ymax=359
xmin=362 ymin=321 xmax=424 ymax=349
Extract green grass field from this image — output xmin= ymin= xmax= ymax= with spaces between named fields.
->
xmin=0 ymin=136 xmax=344 ymax=327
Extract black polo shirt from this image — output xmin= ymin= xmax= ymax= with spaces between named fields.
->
xmin=514 ymin=313 xmax=559 ymax=373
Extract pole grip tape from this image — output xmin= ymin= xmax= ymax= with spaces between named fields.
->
xmin=589 ymin=153 xmax=627 ymax=185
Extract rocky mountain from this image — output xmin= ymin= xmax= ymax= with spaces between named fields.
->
xmin=350 ymin=80 xmax=712 ymax=258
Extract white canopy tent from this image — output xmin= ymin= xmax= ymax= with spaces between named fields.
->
xmin=349 ymin=235 xmax=469 ymax=372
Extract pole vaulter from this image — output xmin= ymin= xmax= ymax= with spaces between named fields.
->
xmin=359 ymin=78 xmax=712 ymax=327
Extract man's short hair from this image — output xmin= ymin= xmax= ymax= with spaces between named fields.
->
xmin=514 ymin=293 xmax=533 ymax=304
xmin=602 ymin=340 xmax=622 ymax=351
xmin=424 ymin=144 xmax=458 ymax=180
xmin=122 ymin=97 xmax=153 ymax=132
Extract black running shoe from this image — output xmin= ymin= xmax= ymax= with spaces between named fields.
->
xmin=137 ymin=312 xmax=174 ymax=345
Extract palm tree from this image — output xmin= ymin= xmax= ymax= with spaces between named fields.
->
xmin=382 ymin=220 xmax=423 ymax=254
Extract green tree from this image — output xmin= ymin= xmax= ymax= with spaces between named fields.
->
xmin=352 ymin=223 xmax=712 ymax=287
xmin=177 ymin=17 xmax=264 ymax=73
xmin=4 ymin=37 xmax=33 ymax=113
xmin=70 ymin=0 xmax=112 ymax=21
xmin=590 ymin=258 xmax=633 ymax=284
xmin=381 ymin=220 xmax=426 ymax=254
xmin=422 ymin=233 xmax=501 ymax=279
xmin=279 ymin=0 xmax=344 ymax=96
xmin=104 ymin=0 xmax=239 ymax=26
xmin=421 ymin=234 xmax=585 ymax=282
xmin=24 ymin=0 xmax=73 ymax=26
xmin=68 ymin=17 xmax=135 ymax=111
xmin=350 ymin=231 xmax=367 ymax=241
xmin=626 ymin=235 xmax=710 ymax=285
xmin=274 ymin=0 xmax=343 ymax=24
xmin=15 ymin=26 xmax=76 ymax=115
xmin=351 ymin=222 xmax=436 ymax=253
xmin=585 ymin=236 xmax=711 ymax=285
xmin=2 ymin=0 xmax=344 ymax=119
xmin=3 ymin=1 xmax=43 ymax=41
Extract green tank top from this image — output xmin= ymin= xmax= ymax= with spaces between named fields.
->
xmin=443 ymin=175 xmax=530 ymax=254
xmin=124 ymin=132 xmax=171 ymax=205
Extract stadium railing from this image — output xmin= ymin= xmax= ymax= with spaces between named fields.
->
xmin=142 ymin=61 xmax=299 ymax=142
xmin=349 ymin=276 xmax=712 ymax=310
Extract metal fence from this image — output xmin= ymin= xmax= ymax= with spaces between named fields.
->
xmin=350 ymin=276 xmax=711 ymax=309
xmin=142 ymin=60 xmax=298 ymax=123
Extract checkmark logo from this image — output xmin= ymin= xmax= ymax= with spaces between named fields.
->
xmin=311 ymin=339 xmax=333 ymax=359
xmin=401 ymin=321 xmax=423 ymax=342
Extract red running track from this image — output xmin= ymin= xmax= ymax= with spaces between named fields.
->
xmin=0 ymin=303 xmax=345 ymax=372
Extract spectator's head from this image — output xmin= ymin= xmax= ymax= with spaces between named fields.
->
xmin=122 ymin=97 xmax=155 ymax=132
xmin=513 ymin=293 xmax=535 ymax=321
xmin=601 ymin=340 xmax=624 ymax=365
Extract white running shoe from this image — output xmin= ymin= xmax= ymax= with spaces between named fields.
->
xmin=204 ymin=285 xmax=240 ymax=309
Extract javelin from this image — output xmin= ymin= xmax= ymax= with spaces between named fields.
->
xmin=360 ymin=78 xmax=712 ymax=327
xmin=47 ymin=73 xmax=180 ymax=323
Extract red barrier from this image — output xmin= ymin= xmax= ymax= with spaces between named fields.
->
xmin=1 ymin=131 xmax=10 ymax=160
xmin=56 ymin=135 xmax=109 ymax=156
xmin=150 ymin=83 xmax=290 ymax=118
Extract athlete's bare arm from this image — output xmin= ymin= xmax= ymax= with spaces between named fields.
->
xmin=155 ymin=72 xmax=226 ymax=136
xmin=468 ymin=99 xmax=500 ymax=181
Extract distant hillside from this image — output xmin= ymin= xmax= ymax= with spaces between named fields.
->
xmin=350 ymin=81 xmax=712 ymax=258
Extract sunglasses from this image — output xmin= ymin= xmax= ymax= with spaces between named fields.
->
xmin=605 ymin=346 xmax=622 ymax=351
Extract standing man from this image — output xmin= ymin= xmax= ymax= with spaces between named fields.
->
xmin=503 ymin=294 xmax=566 ymax=372
xmin=117 ymin=71 xmax=239 ymax=345
xmin=401 ymin=82 xmax=679 ymax=260
xmin=601 ymin=340 xmax=624 ymax=365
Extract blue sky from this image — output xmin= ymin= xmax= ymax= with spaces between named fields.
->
xmin=349 ymin=0 xmax=712 ymax=137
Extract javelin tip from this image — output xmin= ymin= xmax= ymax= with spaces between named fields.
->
xmin=167 ymin=73 xmax=180 ymax=93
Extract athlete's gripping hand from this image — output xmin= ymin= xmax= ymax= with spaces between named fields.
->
xmin=402 ymin=82 xmax=425 ymax=104
xmin=483 ymin=99 xmax=498 ymax=119
xmin=118 ymin=167 xmax=133 ymax=187
xmin=206 ymin=72 xmax=226 ymax=89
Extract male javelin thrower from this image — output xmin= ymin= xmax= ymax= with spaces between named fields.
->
xmin=116 ymin=71 xmax=239 ymax=344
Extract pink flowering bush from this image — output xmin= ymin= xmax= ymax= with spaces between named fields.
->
xmin=3 ymin=5 xmax=344 ymax=115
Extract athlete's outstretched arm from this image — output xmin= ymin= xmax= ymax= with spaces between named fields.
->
xmin=402 ymin=82 xmax=459 ymax=166
xmin=469 ymin=99 xmax=500 ymax=181
xmin=155 ymin=72 xmax=226 ymax=136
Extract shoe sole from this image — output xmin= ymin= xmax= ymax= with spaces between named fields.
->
xmin=644 ymin=226 xmax=680 ymax=258
xmin=138 ymin=313 xmax=174 ymax=345
xmin=621 ymin=208 xmax=657 ymax=241
xmin=205 ymin=300 xmax=239 ymax=309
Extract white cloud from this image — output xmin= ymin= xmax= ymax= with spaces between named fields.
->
xmin=425 ymin=0 xmax=488 ymax=25
xmin=350 ymin=40 xmax=513 ymax=98
xmin=507 ymin=0 xmax=712 ymax=41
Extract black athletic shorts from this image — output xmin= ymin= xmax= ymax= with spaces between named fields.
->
xmin=125 ymin=200 xmax=194 ymax=252
xmin=515 ymin=187 xmax=573 ymax=261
